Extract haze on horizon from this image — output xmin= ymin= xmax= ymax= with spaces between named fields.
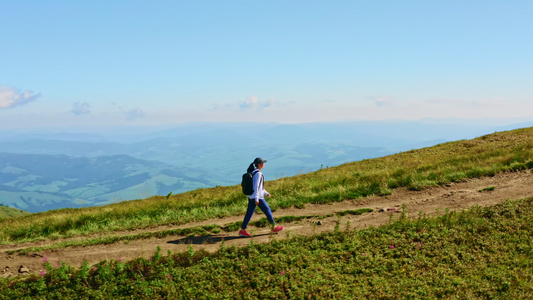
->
xmin=1 ymin=1 xmax=533 ymax=130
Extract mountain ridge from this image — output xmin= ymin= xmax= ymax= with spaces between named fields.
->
xmin=0 ymin=153 xmax=224 ymax=213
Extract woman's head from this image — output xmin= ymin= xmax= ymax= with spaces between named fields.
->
xmin=253 ymin=157 xmax=267 ymax=167
xmin=248 ymin=157 xmax=267 ymax=172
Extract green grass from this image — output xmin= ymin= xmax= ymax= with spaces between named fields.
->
xmin=1 ymin=127 xmax=533 ymax=244
xmin=10 ymin=210 xmax=372 ymax=255
xmin=0 ymin=205 xmax=31 ymax=219
xmin=336 ymin=208 xmax=374 ymax=216
xmin=2 ymin=197 xmax=531 ymax=299
xmin=479 ymin=186 xmax=496 ymax=192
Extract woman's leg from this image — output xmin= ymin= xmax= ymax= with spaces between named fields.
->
xmin=241 ymin=198 xmax=257 ymax=230
xmin=257 ymin=199 xmax=275 ymax=225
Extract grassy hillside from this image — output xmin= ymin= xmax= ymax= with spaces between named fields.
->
xmin=1 ymin=127 xmax=532 ymax=244
xmin=2 ymin=197 xmax=532 ymax=298
xmin=0 ymin=205 xmax=30 ymax=219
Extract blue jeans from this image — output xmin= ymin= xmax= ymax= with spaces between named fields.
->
xmin=241 ymin=198 xmax=275 ymax=230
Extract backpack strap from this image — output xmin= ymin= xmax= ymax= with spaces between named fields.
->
xmin=252 ymin=170 xmax=259 ymax=175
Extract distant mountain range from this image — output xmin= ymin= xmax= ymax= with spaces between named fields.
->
xmin=1 ymin=119 xmax=531 ymax=213
xmin=0 ymin=153 xmax=224 ymax=213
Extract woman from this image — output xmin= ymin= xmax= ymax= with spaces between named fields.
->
xmin=239 ymin=157 xmax=283 ymax=237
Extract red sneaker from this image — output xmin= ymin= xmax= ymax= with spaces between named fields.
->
xmin=239 ymin=229 xmax=251 ymax=237
xmin=272 ymin=226 xmax=284 ymax=233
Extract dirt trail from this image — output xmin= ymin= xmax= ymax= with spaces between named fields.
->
xmin=2 ymin=171 xmax=533 ymax=278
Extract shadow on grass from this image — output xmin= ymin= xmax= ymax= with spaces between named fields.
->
xmin=167 ymin=233 xmax=272 ymax=245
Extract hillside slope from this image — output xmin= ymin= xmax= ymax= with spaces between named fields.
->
xmin=2 ymin=126 xmax=533 ymax=239
xmin=0 ymin=205 xmax=30 ymax=219
xmin=1 ymin=170 xmax=532 ymax=278
xmin=1 ymin=127 xmax=533 ymax=278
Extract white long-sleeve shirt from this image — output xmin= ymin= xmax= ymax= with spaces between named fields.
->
xmin=249 ymin=169 xmax=270 ymax=201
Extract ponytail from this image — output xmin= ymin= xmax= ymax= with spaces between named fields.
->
xmin=247 ymin=163 xmax=255 ymax=173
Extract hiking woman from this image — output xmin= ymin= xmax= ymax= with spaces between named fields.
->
xmin=239 ymin=157 xmax=283 ymax=237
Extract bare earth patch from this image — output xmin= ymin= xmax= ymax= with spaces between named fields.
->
xmin=2 ymin=171 xmax=533 ymax=278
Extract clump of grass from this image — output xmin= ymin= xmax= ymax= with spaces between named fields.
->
xmin=336 ymin=208 xmax=374 ymax=216
xmin=479 ymin=186 xmax=496 ymax=192
xmin=222 ymin=221 xmax=242 ymax=232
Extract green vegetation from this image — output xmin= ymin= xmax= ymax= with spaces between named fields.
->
xmin=479 ymin=186 xmax=496 ymax=192
xmin=0 ymin=205 xmax=31 ymax=219
xmin=1 ymin=127 xmax=533 ymax=298
xmin=2 ymin=197 xmax=531 ymax=299
xmin=1 ymin=127 xmax=533 ymax=244
xmin=336 ymin=208 xmax=374 ymax=216
xmin=9 ymin=210 xmax=372 ymax=255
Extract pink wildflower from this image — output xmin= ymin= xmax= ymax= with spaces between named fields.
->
xmin=40 ymin=270 xmax=46 ymax=276
xmin=280 ymin=271 xmax=284 ymax=276
xmin=43 ymin=257 xmax=47 ymax=262
xmin=362 ymin=253 xmax=366 ymax=256
xmin=389 ymin=245 xmax=395 ymax=249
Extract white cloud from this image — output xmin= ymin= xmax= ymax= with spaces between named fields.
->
xmin=126 ymin=107 xmax=145 ymax=120
xmin=369 ymin=96 xmax=395 ymax=107
xmin=238 ymin=95 xmax=276 ymax=110
xmin=213 ymin=95 xmax=278 ymax=112
xmin=262 ymin=98 xmax=275 ymax=109
xmin=70 ymin=102 xmax=91 ymax=115
xmin=239 ymin=95 xmax=259 ymax=109
xmin=0 ymin=85 xmax=41 ymax=109
xmin=111 ymin=103 xmax=146 ymax=121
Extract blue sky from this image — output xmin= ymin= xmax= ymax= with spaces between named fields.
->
xmin=1 ymin=1 xmax=532 ymax=129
